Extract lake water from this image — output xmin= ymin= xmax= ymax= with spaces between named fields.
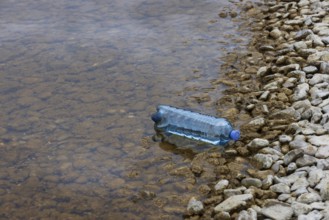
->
xmin=0 ymin=0 xmax=251 ymax=218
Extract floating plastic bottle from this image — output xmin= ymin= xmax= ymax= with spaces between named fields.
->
xmin=151 ymin=105 xmax=240 ymax=146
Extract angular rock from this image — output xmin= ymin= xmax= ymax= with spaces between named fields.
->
xmin=308 ymin=168 xmax=324 ymax=187
xmin=215 ymin=179 xmax=229 ymax=191
xmin=187 ymin=197 xmax=204 ymax=214
xmin=274 ymin=171 xmax=307 ymax=185
xmin=261 ymin=202 xmax=293 ymax=220
xmin=318 ymin=177 xmax=329 ymax=200
xmin=315 ymin=145 xmax=329 ymax=159
xmin=270 ymin=183 xmax=290 ymax=194
xmin=236 ymin=208 xmax=257 ymax=220
xmin=279 ymin=135 xmax=292 ymax=143
xmin=291 ymin=177 xmax=309 ymax=191
xmin=298 ymin=210 xmax=323 ymax=220
xmin=292 ymin=83 xmax=309 ymax=101
xmin=308 ymin=135 xmax=329 ymax=146
xmin=284 ymin=149 xmax=304 ymax=165
xmin=295 ymin=29 xmax=313 ymax=40
xmin=214 ymin=194 xmax=253 ymax=213
xmin=309 ymin=74 xmax=329 ymax=85
xmin=303 ymin=65 xmax=318 ymax=74
xmin=289 ymin=135 xmax=309 ymax=149
xmin=253 ymin=154 xmax=273 ymax=169
xmin=297 ymin=192 xmax=322 ymax=204
xmin=296 ymin=155 xmax=317 ymax=167
xmin=291 ymin=201 xmax=312 ymax=216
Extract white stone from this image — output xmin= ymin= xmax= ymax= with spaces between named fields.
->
xmin=308 ymin=135 xmax=329 ymax=146
xmin=316 ymin=145 xmax=329 ymax=159
xmin=297 ymin=192 xmax=322 ymax=204
xmin=261 ymin=203 xmax=293 ymax=220
xmin=254 ymin=154 xmax=273 ymax=169
xmin=292 ymin=201 xmax=312 ymax=215
xmin=214 ymin=194 xmax=253 ymax=212
xmin=270 ymin=183 xmax=290 ymax=194
xmin=187 ymin=197 xmax=204 ymax=214
xmin=298 ymin=210 xmax=323 ymax=220
xmin=236 ymin=208 xmax=257 ymax=220
xmin=248 ymin=138 xmax=269 ymax=150
xmin=214 ymin=179 xmax=229 ymax=191
xmin=308 ymin=168 xmax=324 ymax=187
xmin=291 ymin=177 xmax=309 ymax=191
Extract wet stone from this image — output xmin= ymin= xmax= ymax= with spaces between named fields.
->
xmin=241 ymin=178 xmax=262 ymax=188
xmin=214 ymin=179 xmax=229 ymax=192
xmin=214 ymin=194 xmax=253 ymax=213
xmin=187 ymin=197 xmax=204 ymax=215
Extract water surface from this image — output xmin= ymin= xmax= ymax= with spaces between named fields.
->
xmin=0 ymin=0 xmax=250 ymax=218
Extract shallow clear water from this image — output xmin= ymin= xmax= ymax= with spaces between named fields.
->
xmin=0 ymin=0 xmax=250 ymax=218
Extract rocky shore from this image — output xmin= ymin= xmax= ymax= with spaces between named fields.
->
xmin=184 ymin=0 xmax=329 ymax=219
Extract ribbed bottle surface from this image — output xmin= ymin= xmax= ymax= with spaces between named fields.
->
xmin=153 ymin=105 xmax=237 ymax=145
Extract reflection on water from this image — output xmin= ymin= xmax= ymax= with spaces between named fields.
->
xmin=0 ymin=0 xmax=250 ymax=218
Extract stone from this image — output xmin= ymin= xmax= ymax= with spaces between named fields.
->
xmin=292 ymin=83 xmax=309 ymax=101
xmin=274 ymin=171 xmax=307 ymax=185
xmin=295 ymin=29 xmax=313 ymax=40
xmin=223 ymin=188 xmax=244 ymax=198
xmin=214 ymin=211 xmax=230 ymax=220
xmin=308 ymin=135 xmax=329 ymax=146
xmin=257 ymin=66 xmax=268 ymax=77
xmin=293 ymin=41 xmax=308 ymax=51
xmin=308 ymin=168 xmax=324 ymax=187
xmin=320 ymin=62 xmax=329 ymax=74
xmin=214 ymin=194 xmax=253 ymax=213
xmin=279 ymin=135 xmax=292 ymax=143
xmin=318 ymin=177 xmax=329 ymax=200
xmin=298 ymin=48 xmax=317 ymax=58
xmin=297 ymin=192 xmax=322 ymax=204
xmin=284 ymin=149 xmax=304 ymax=165
xmin=287 ymin=163 xmax=297 ymax=173
xmin=262 ymin=175 xmax=273 ymax=190
xmin=247 ymin=138 xmax=269 ymax=151
xmin=270 ymin=183 xmax=290 ymax=194
xmin=291 ymin=177 xmax=309 ymax=191
xmin=270 ymin=28 xmax=282 ymax=39
xmin=278 ymin=194 xmax=291 ymax=202
xmin=303 ymin=65 xmax=318 ymax=74
xmin=317 ymin=158 xmax=329 ymax=169
xmin=309 ymin=74 xmax=329 ymax=85
xmin=279 ymin=64 xmax=300 ymax=73
xmin=187 ymin=197 xmax=204 ymax=214
xmin=261 ymin=202 xmax=293 ymax=220
xmin=298 ymin=210 xmax=323 ymax=220
xmin=241 ymin=178 xmax=262 ymax=188
xmin=296 ymin=155 xmax=317 ymax=167
xmin=253 ymin=154 xmax=273 ymax=169
xmin=236 ymin=208 xmax=257 ymax=220
xmin=315 ymin=145 xmax=329 ymax=159
xmin=214 ymin=179 xmax=229 ymax=191
xmin=291 ymin=201 xmax=312 ymax=216
xmin=289 ymin=135 xmax=309 ymax=149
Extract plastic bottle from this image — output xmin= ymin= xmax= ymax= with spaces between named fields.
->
xmin=151 ymin=105 xmax=240 ymax=146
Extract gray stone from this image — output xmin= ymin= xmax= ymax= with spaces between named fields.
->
xmin=214 ymin=179 xmax=229 ymax=191
xmin=236 ymin=208 xmax=257 ymax=220
xmin=248 ymin=138 xmax=269 ymax=151
xmin=318 ymin=177 xmax=329 ymax=200
xmin=296 ymin=155 xmax=317 ymax=167
xmin=317 ymin=158 xmax=329 ymax=170
xmin=308 ymin=51 xmax=329 ymax=63
xmin=287 ymin=163 xmax=297 ymax=173
xmin=322 ymin=36 xmax=329 ymax=45
xmin=309 ymin=74 xmax=329 ymax=85
xmin=297 ymin=192 xmax=322 ymax=204
xmin=214 ymin=194 xmax=253 ymax=212
xmin=311 ymin=34 xmax=325 ymax=47
xmin=319 ymin=62 xmax=329 ymax=74
xmin=292 ymin=201 xmax=312 ymax=216
xmin=253 ymin=154 xmax=273 ymax=169
xmin=308 ymin=168 xmax=324 ymax=187
xmin=257 ymin=66 xmax=268 ymax=77
xmin=292 ymin=187 xmax=309 ymax=197
xmin=289 ymin=135 xmax=309 ymax=149
xmin=278 ymin=194 xmax=291 ymax=202
xmin=270 ymin=107 xmax=301 ymax=121
xmin=294 ymin=41 xmax=308 ymax=51
xmin=308 ymin=135 xmax=329 ymax=146
xmin=215 ymin=211 xmax=230 ymax=220
xmin=295 ymin=29 xmax=313 ymax=40
xmin=284 ymin=149 xmax=304 ymax=165
xmin=303 ymin=65 xmax=318 ymax=74
xmin=298 ymin=48 xmax=317 ymax=58
xmin=293 ymin=83 xmax=310 ymax=101
xmin=291 ymin=177 xmax=309 ymax=191
xmin=298 ymin=210 xmax=323 ymax=220
xmin=259 ymin=91 xmax=270 ymax=100
xmin=318 ymin=29 xmax=329 ymax=36
xmin=223 ymin=188 xmax=243 ymax=198
xmin=279 ymin=135 xmax=292 ymax=143
xmin=262 ymin=175 xmax=273 ymax=190
xmin=187 ymin=197 xmax=204 ymax=214
xmin=316 ymin=146 xmax=329 ymax=159
xmin=310 ymin=202 xmax=327 ymax=210
xmin=279 ymin=64 xmax=300 ymax=73
xmin=270 ymin=183 xmax=290 ymax=194
xmin=274 ymin=171 xmax=307 ymax=185
xmin=241 ymin=178 xmax=262 ymax=188
xmin=261 ymin=203 xmax=293 ymax=220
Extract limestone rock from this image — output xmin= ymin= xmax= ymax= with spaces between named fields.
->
xmin=261 ymin=202 xmax=293 ymax=220
xmin=214 ymin=194 xmax=253 ymax=213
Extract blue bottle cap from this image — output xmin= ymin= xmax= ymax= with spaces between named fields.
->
xmin=151 ymin=112 xmax=162 ymax=123
xmin=229 ymin=130 xmax=240 ymax=141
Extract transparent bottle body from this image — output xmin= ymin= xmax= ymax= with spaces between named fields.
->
xmin=153 ymin=105 xmax=237 ymax=146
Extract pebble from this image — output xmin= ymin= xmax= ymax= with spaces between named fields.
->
xmin=303 ymin=65 xmax=318 ymax=74
xmin=241 ymin=178 xmax=262 ymax=188
xmin=261 ymin=202 xmax=293 ymax=220
xmin=291 ymin=177 xmax=309 ymax=191
xmin=308 ymin=168 xmax=324 ymax=187
xmin=284 ymin=149 xmax=304 ymax=165
xmin=292 ymin=201 xmax=312 ymax=215
xmin=296 ymin=155 xmax=317 ymax=167
xmin=292 ymin=83 xmax=309 ymax=101
xmin=247 ymin=138 xmax=269 ymax=151
xmin=279 ymin=135 xmax=292 ymax=143
xmin=214 ymin=194 xmax=253 ymax=213
xmin=236 ymin=208 xmax=257 ymax=220
xmin=298 ymin=210 xmax=323 ymax=220
xmin=270 ymin=183 xmax=290 ymax=194
xmin=214 ymin=179 xmax=229 ymax=192
xmin=315 ymin=145 xmax=329 ymax=159
xmin=187 ymin=197 xmax=204 ymax=214
xmin=297 ymin=192 xmax=322 ymax=204
xmin=318 ymin=177 xmax=329 ymax=200
xmin=308 ymin=135 xmax=329 ymax=146
xmin=254 ymin=153 xmax=274 ymax=169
